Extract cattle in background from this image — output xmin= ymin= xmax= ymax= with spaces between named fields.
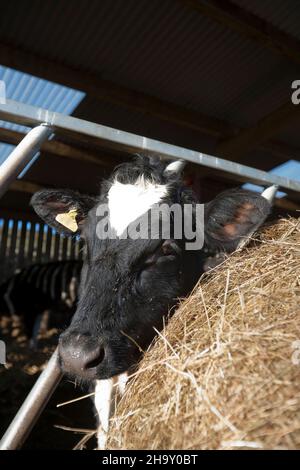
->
xmin=31 ymin=155 xmax=275 ymax=448
xmin=0 ymin=260 xmax=82 ymax=347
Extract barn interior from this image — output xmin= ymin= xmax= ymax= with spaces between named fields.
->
xmin=0 ymin=0 xmax=300 ymax=450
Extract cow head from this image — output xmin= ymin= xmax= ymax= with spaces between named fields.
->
xmin=31 ymin=155 xmax=272 ymax=381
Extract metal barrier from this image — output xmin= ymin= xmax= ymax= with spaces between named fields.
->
xmin=0 ymin=348 xmax=62 ymax=450
xmin=0 ymin=124 xmax=52 ymax=198
xmin=0 ymin=99 xmax=300 ymax=450
xmin=1 ymin=100 xmax=300 ymax=196
xmin=0 ymin=215 xmax=83 ymax=285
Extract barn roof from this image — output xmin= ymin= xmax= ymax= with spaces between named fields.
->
xmin=0 ymin=0 xmax=300 ymax=215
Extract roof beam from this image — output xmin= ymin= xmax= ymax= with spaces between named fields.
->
xmin=1 ymin=99 xmax=299 ymax=171
xmin=9 ymin=180 xmax=42 ymax=194
xmin=0 ymin=127 xmax=118 ymax=168
xmin=180 ymin=0 xmax=300 ymax=66
xmin=217 ymin=101 xmax=300 ymax=159
xmin=275 ymin=197 xmax=300 ymax=212
xmin=261 ymin=140 xmax=300 ymax=161
xmin=0 ymin=42 xmax=233 ymax=138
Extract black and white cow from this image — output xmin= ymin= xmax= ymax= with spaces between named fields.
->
xmin=0 ymin=260 xmax=82 ymax=346
xmin=30 ymin=155 xmax=276 ymax=447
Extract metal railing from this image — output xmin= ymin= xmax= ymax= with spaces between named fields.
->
xmin=1 ymin=99 xmax=300 ymax=197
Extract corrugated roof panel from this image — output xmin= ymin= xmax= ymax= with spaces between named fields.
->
xmin=0 ymin=65 xmax=85 ymax=132
xmin=0 ymin=0 xmax=293 ymax=128
xmin=233 ymin=0 xmax=300 ymax=41
xmin=0 ymin=65 xmax=85 ymax=174
xmin=0 ymin=143 xmax=14 ymax=165
xmin=0 ymin=0 xmax=299 ymax=198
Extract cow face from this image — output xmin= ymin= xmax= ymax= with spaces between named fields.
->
xmin=31 ymin=155 xmax=272 ymax=381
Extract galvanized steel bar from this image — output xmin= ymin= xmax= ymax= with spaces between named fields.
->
xmin=1 ymin=100 xmax=300 ymax=196
xmin=0 ymin=123 xmax=52 ymax=198
xmin=0 ymin=348 xmax=62 ymax=450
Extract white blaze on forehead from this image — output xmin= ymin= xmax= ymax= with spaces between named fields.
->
xmin=108 ymin=176 xmax=168 ymax=236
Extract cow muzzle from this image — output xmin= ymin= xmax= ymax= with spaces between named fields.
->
xmin=59 ymin=331 xmax=105 ymax=380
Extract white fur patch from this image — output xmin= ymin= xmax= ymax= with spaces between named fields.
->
xmin=117 ymin=371 xmax=128 ymax=396
xmin=108 ymin=176 xmax=168 ymax=236
xmin=94 ymin=373 xmax=129 ymax=450
xmin=94 ymin=378 xmax=115 ymax=433
xmin=94 ymin=378 xmax=115 ymax=450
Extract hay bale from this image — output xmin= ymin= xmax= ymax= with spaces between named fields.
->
xmin=107 ymin=218 xmax=300 ymax=450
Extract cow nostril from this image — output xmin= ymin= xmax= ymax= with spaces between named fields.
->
xmin=59 ymin=334 xmax=106 ymax=377
xmin=85 ymin=347 xmax=105 ymax=370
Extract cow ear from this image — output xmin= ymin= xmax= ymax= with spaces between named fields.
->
xmin=204 ymin=188 xmax=273 ymax=253
xmin=30 ymin=189 xmax=96 ymax=236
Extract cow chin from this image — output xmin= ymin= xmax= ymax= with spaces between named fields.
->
xmin=59 ymin=358 xmax=131 ymax=383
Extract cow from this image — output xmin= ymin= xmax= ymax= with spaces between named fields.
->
xmin=0 ymin=260 xmax=82 ymax=347
xmin=30 ymin=155 xmax=276 ymax=448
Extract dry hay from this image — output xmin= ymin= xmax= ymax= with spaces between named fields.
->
xmin=107 ymin=217 xmax=300 ymax=450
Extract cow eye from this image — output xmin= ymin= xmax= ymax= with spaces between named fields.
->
xmin=135 ymin=240 xmax=181 ymax=287
xmin=141 ymin=240 xmax=180 ymax=268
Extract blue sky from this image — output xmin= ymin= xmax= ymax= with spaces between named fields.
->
xmin=243 ymin=159 xmax=300 ymax=198
xmin=0 ymin=65 xmax=85 ymax=175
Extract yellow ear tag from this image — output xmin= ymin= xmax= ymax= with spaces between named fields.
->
xmin=55 ymin=209 xmax=78 ymax=232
